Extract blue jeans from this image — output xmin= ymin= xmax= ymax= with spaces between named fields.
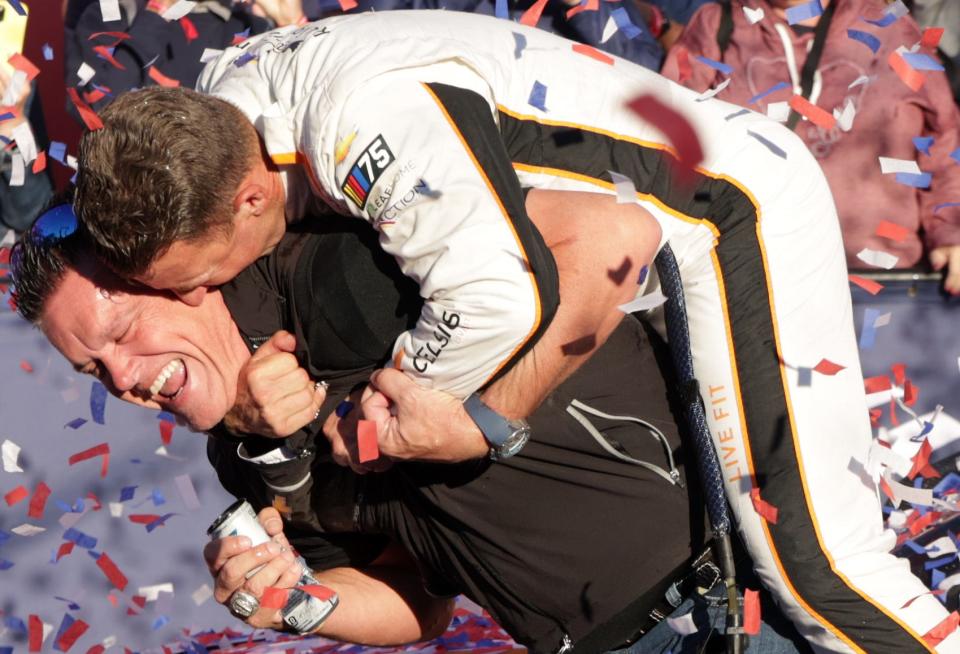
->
xmin=610 ymin=585 xmax=812 ymax=654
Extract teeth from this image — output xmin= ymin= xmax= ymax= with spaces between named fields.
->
xmin=149 ymin=359 xmax=184 ymax=396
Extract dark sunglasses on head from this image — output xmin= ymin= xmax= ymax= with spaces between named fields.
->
xmin=31 ymin=204 xmax=79 ymax=242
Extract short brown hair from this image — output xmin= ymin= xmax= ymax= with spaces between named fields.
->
xmin=75 ymin=87 xmax=257 ymax=277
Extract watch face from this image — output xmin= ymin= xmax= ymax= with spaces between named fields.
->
xmin=498 ymin=424 xmax=531 ymax=459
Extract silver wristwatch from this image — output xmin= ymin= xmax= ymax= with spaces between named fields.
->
xmin=463 ymin=393 xmax=531 ymax=460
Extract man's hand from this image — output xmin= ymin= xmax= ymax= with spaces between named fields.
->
xmin=224 ymin=330 xmax=326 ymax=438
xmin=361 ymin=369 xmax=489 ymax=463
xmin=323 ymin=387 xmax=394 ymax=474
xmin=248 ymin=0 xmax=306 ymax=26
xmin=203 ymin=507 xmax=303 ymax=630
xmin=930 ymin=245 xmax=960 ymax=295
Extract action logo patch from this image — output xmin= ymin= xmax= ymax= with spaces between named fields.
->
xmin=341 ymin=135 xmax=395 ymax=209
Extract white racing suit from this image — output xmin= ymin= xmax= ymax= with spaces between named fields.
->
xmin=197 ymin=11 xmax=959 ymax=652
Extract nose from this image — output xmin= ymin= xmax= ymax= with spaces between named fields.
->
xmin=101 ymin=353 xmax=140 ymax=394
xmin=174 ymin=287 xmax=207 ymax=307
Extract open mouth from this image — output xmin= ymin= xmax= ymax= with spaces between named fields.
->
xmin=149 ymin=359 xmax=187 ymax=400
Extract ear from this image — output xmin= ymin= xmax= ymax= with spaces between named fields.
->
xmin=233 ymin=177 xmax=270 ymax=219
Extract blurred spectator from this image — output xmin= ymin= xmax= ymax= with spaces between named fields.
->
xmin=350 ymin=0 xmax=664 ymax=70
xmin=636 ymin=0 xmax=716 ymax=49
xmin=908 ymin=0 xmax=960 ymax=102
xmin=64 ymin=0 xmax=286 ymax=112
xmin=661 ymin=0 xmax=960 ymax=293
xmin=0 ymin=72 xmax=54 ymax=242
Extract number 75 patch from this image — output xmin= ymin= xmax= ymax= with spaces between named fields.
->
xmin=341 ymin=135 xmax=395 ymax=209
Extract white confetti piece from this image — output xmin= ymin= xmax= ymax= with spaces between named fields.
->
xmin=66 ymin=154 xmax=79 ymax=171
xmin=199 ymin=48 xmax=223 ymax=64
xmin=109 ymin=501 xmax=124 ymax=518
xmin=138 ymin=583 xmax=174 ymax=602
xmin=161 ymin=0 xmax=196 ymax=20
xmin=694 ymin=78 xmax=731 ymax=102
xmin=41 ymin=622 xmax=53 ymax=646
xmin=867 ymin=440 xmax=911 ymax=478
xmin=608 ymin=171 xmax=637 ymax=204
xmin=878 ymin=157 xmax=921 ymax=175
xmin=873 ymin=312 xmax=892 ymax=328
xmin=102 ymin=636 xmax=117 ymax=649
xmin=174 ymin=474 xmax=201 ymax=510
xmin=926 ymin=536 xmax=958 ymax=558
xmin=883 ymin=470 xmax=934 ymax=508
xmin=191 ymin=584 xmax=213 ymax=605
xmin=600 ymin=15 xmax=617 ymax=44
xmin=12 ymin=523 xmax=46 ymax=536
xmin=742 ymin=5 xmax=764 ymax=23
xmin=848 ymin=75 xmax=875 ymax=89
xmin=9 ymin=152 xmax=24 ymax=187
xmin=766 ymin=100 xmax=791 ymax=122
xmin=12 ymin=121 xmax=37 ymax=163
xmin=618 ymin=290 xmax=667 ymax=313
xmin=887 ymin=509 xmax=907 ymax=529
xmin=59 ymin=507 xmax=89 ymax=529
xmin=833 ymin=98 xmax=855 ymax=132
xmin=2 ymin=439 xmax=23 ymax=472
xmin=1 ymin=69 xmax=26 ymax=106
xmin=77 ymin=61 xmax=96 ymax=86
xmin=667 ymin=611 xmax=699 ymax=635
xmin=856 ymin=247 xmax=899 ymax=270
xmin=155 ymin=445 xmax=187 ymax=461
xmin=99 ymin=0 xmax=121 ymax=21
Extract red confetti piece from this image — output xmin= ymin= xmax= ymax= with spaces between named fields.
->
xmin=83 ymin=89 xmax=106 ymax=105
xmin=908 ymin=510 xmax=941 ymax=536
xmin=56 ymin=619 xmax=89 ymax=652
xmin=626 ymin=95 xmax=704 ymax=185
xmin=87 ymin=31 xmax=131 ymax=42
xmin=126 ymin=595 xmax=146 ymax=615
xmin=129 ymin=514 xmax=162 ymax=524
xmin=869 ymin=407 xmax=882 ymax=426
xmin=28 ymin=614 xmax=42 ymax=652
xmin=566 ymin=0 xmax=597 ymax=18
xmin=920 ymin=27 xmax=944 ymax=50
xmin=864 ymin=376 xmax=892 ymax=393
xmin=67 ymin=88 xmax=105 ymax=131
xmin=20 ymin=360 xmax=34 ymax=372
xmin=96 ymin=552 xmax=128 ymax=591
xmin=889 ymin=396 xmax=900 ymax=427
xmin=32 ymin=150 xmax=47 ymax=174
xmin=813 ymin=358 xmax=845 ymax=376
xmin=338 ymin=0 xmax=358 ymax=10
xmin=519 ymin=0 xmax=549 ymax=26
xmin=875 ymin=220 xmax=911 ymax=242
xmin=788 ymin=95 xmax=836 ymax=130
xmin=92 ymin=45 xmax=126 ymax=70
xmin=357 ymin=419 xmax=380 ymax=463
xmin=301 ymin=584 xmax=337 ymax=601
xmin=902 ymin=589 xmax=946 ymax=609
xmin=148 ymin=66 xmax=180 ymax=88
xmin=743 ymin=588 xmax=761 ymax=635
xmin=57 ymin=541 xmax=76 ymax=561
xmin=28 ymin=481 xmax=51 ymax=519
xmin=892 ymin=362 xmax=907 ymax=387
xmin=4 ymin=484 xmax=28 ymax=506
xmin=879 ymin=475 xmax=896 ymax=502
xmin=8 ymin=53 xmax=40 ymax=81
xmin=261 ymin=586 xmax=289 ymax=609
xmin=848 ymin=274 xmax=883 ymax=295
xmin=179 ymin=16 xmax=199 ymax=42
xmin=750 ymin=488 xmax=779 ymax=524
xmin=676 ymin=46 xmax=692 ymax=84
xmin=87 ymin=491 xmax=103 ymax=511
xmin=69 ymin=442 xmax=110 ymax=478
xmin=571 ymin=43 xmax=614 ymax=65
xmin=903 ymin=379 xmax=918 ymax=406
xmin=159 ymin=420 xmax=174 ymax=445
xmin=889 ymin=51 xmax=926 ymax=92
xmin=908 ymin=438 xmax=940 ymax=481
xmin=923 ymin=611 xmax=960 ymax=647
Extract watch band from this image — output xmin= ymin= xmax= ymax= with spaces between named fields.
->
xmin=463 ymin=393 xmax=513 ymax=447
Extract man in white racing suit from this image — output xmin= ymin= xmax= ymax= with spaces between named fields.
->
xmin=72 ymin=11 xmax=958 ymax=652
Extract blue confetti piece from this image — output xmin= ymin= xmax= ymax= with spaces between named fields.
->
xmin=797 ymin=367 xmax=812 ymax=387
xmin=638 ymin=264 xmax=649 ymax=285
xmin=129 ymin=458 xmax=142 ymax=464
xmin=6 ymin=0 xmax=26 ymax=15
xmin=513 ymin=32 xmax=526 ymax=59
xmin=53 ymin=614 xmax=75 ymax=651
xmin=932 ymin=567 xmax=947 ymax=588
xmin=120 ymin=485 xmax=137 ymax=502
xmin=0 ymin=529 xmax=13 ymax=546
xmin=933 ymin=473 xmax=960 ymax=496
xmin=862 ymin=12 xmax=896 ymax=28
xmin=747 ymin=81 xmax=789 ymax=105
xmin=152 ymin=615 xmax=170 ymax=630
xmin=71 ymin=497 xmax=85 ymax=512
xmin=0 ymin=112 xmax=14 ymax=122
xmin=151 ymin=488 xmax=166 ymax=506
xmin=64 ymin=418 xmax=87 ymax=430
xmin=54 ymin=499 xmax=73 ymax=513
xmin=904 ymin=539 xmax=927 ymax=555
xmin=913 ymin=136 xmax=934 ymax=156
xmin=901 ymin=52 xmax=945 ymax=71
xmin=70 ymin=171 xmax=79 ymax=185
xmin=90 ymin=381 xmax=107 ymax=424
xmin=846 ymin=29 xmax=881 ymax=54
xmin=157 ymin=411 xmax=177 ymax=423
xmin=495 ymin=0 xmax=508 ymax=19
xmin=919 ymin=420 xmax=935 ymax=439
xmin=785 ymin=0 xmax=822 ymax=25
xmin=4 ymin=616 xmax=26 ymax=633
xmin=336 ymin=400 xmax=354 ymax=418
xmin=146 ymin=513 xmax=177 ymax=532
xmin=950 ymin=148 xmax=960 ymax=164
xmin=0 ymin=646 xmax=12 ymax=654
xmin=49 ymin=141 xmax=67 ymax=163
xmin=610 ymin=7 xmax=643 ymax=40
xmin=859 ymin=308 xmax=881 ymax=349
xmin=54 ymin=596 xmax=82 ymax=611
xmin=528 ymin=81 xmax=548 ymax=112
xmin=86 ymin=549 xmax=101 ymax=560
xmin=0 ymin=559 xmax=13 ymax=570
xmin=234 ymin=28 xmax=250 ymax=41
xmin=63 ymin=528 xmax=97 ymax=550
xmin=747 ymin=130 xmax=787 ymax=158
xmin=934 ymin=201 xmax=960 ymax=212
xmin=725 ymin=108 xmax=750 ymax=121
xmin=234 ymin=52 xmax=258 ymax=67
xmin=924 ymin=554 xmax=956 ymax=570
xmin=895 ymin=172 xmax=932 ymax=188
xmin=43 ymin=43 xmax=54 ymax=61
xmin=694 ymin=55 xmax=733 ymax=75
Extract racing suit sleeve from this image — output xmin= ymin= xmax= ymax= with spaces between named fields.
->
xmin=312 ymin=76 xmax=559 ymax=398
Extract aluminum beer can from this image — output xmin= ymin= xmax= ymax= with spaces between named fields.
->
xmin=207 ymin=499 xmax=339 ymax=633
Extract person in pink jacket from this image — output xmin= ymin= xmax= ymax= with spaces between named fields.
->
xmin=661 ymin=0 xmax=960 ymax=294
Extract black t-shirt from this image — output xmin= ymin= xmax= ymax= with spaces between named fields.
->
xmin=217 ymin=219 xmax=696 ymax=653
